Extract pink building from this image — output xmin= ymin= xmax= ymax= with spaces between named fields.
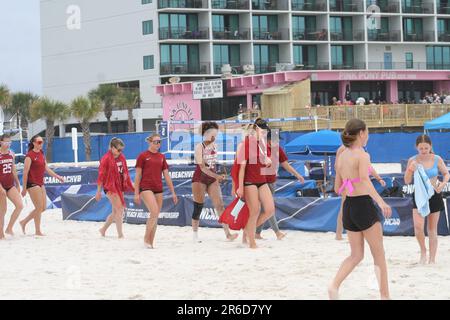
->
xmin=156 ymin=70 xmax=450 ymax=121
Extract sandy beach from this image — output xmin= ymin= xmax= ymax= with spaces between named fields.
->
xmin=1 ymin=201 xmax=449 ymax=300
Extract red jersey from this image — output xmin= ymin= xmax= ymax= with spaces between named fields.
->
xmin=26 ymin=150 xmax=46 ymax=186
xmin=266 ymin=145 xmax=288 ymax=183
xmin=243 ymin=136 xmax=267 ymax=184
xmin=115 ymin=157 xmax=125 ymax=189
xmin=135 ymin=150 xmax=168 ymax=192
xmin=0 ymin=151 xmax=15 ymax=189
xmin=192 ymin=142 xmax=217 ymax=185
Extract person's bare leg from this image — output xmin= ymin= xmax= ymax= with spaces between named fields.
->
xmin=0 ymin=196 xmax=6 ymax=239
xmin=192 ymin=182 xmax=206 ymax=242
xmin=256 ymin=184 xmax=275 ymax=228
xmin=427 ymin=212 xmax=440 ymax=264
xmin=20 ymin=187 xmax=42 ymax=234
xmin=5 ymin=188 xmax=24 ymax=236
xmin=413 ymin=210 xmax=427 ymax=264
xmin=328 ymin=230 xmax=364 ymax=299
xmin=244 ymin=185 xmax=260 ymax=249
xmin=208 ymin=182 xmax=238 ymax=241
xmin=363 ymin=222 xmax=390 ymax=299
xmin=25 ymin=186 xmax=46 ymax=236
xmin=99 ymin=213 xmax=115 ymax=237
xmin=336 ymin=196 xmax=345 ymax=240
xmin=141 ymin=191 xmax=161 ymax=248
xmin=114 ymin=205 xmax=124 ymax=239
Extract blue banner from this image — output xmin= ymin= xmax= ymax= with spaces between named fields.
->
xmin=61 ymin=193 xmax=449 ymax=236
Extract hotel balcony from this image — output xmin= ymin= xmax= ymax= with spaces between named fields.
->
xmin=158 ymin=0 xmax=208 ymax=9
xmin=252 ymin=0 xmax=289 ymax=10
xmin=367 ymin=30 xmax=401 ymax=41
xmin=291 ymin=0 xmax=326 ymax=11
xmin=402 ymin=1 xmax=434 ymax=13
xmin=331 ymin=62 xmax=366 ymax=69
xmin=330 ymin=29 xmax=365 ymax=41
xmin=253 ymin=28 xmax=290 ymax=40
xmin=292 ymin=29 xmax=328 ymax=41
xmin=212 ymin=28 xmax=251 ymax=40
xmin=403 ymin=30 xmax=435 ymax=41
xmin=211 ymin=0 xmax=250 ymax=9
xmin=330 ymin=0 xmax=364 ymax=12
xmin=160 ymin=62 xmax=211 ymax=75
xmin=159 ymin=27 xmax=209 ymax=40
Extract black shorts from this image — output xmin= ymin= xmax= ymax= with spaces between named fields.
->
xmin=244 ymin=182 xmax=267 ymax=188
xmin=343 ymin=195 xmax=381 ymax=232
xmin=27 ymin=183 xmax=41 ymax=189
xmin=412 ymin=192 xmax=444 ymax=213
xmin=140 ymin=188 xmax=163 ymax=195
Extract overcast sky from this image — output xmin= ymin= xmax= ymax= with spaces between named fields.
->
xmin=0 ymin=0 xmax=42 ymax=95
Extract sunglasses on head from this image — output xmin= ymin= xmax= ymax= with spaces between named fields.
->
xmin=1 ymin=141 xmax=11 ymax=145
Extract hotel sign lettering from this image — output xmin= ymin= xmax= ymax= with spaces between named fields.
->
xmin=338 ymin=72 xmax=418 ymax=80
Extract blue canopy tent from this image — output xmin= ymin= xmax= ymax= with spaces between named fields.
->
xmin=424 ymin=112 xmax=450 ymax=131
xmin=284 ymin=130 xmax=341 ymax=155
xmin=285 ymin=130 xmax=342 ymax=195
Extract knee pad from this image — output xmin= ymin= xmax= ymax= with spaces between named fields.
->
xmin=192 ymin=202 xmax=204 ymax=220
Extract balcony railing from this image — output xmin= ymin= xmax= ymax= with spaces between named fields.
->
xmin=367 ymin=61 xmax=429 ymax=69
xmin=330 ymin=0 xmax=364 ymax=12
xmin=438 ymin=31 xmax=450 ymax=42
xmin=403 ymin=31 xmax=435 ymax=41
xmin=214 ymin=62 xmax=251 ymax=74
xmin=252 ymin=0 xmax=289 ymax=10
xmin=211 ymin=0 xmax=250 ymax=9
xmin=369 ymin=0 xmax=400 ymax=13
xmin=331 ymin=62 xmax=365 ymax=69
xmin=402 ymin=2 xmax=434 ymax=13
xmin=438 ymin=4 xmax=450 ymax=13
xmin=291 ymin=0 xmax=326 ymax=11
xmin=330 ymin=30 xmax=364 ymax=41
xmin=160 ymin=62 xmax=210 ymax=74
xmin=159 ymin=27 xmax=209 ymax=40
xmin=255 ymin=63 xmax=279 ymax=73
xmin=294 ymin=62 xmax=329 ymax=70
xmin=293 ymin=29 xmax=328 ymax=40
xmin=213 ymin=28 xmax=250 ymax=40
xmin=427 ymin=63 xmax=450 ymax=70
xmin=275 ymin=104 xmax=450 ymax=131
xmin=367 ymin=30 xmax=401 ymax=41
xmin=158 ymin=0 xmax=208 ymax=8
xmin=253 ymin=28 xmax=290 ymax=40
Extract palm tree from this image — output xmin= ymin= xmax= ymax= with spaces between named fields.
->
xmin=116 ymin=88 xmax=140 ymax=132
xmin=0 ymin=84 xmax=10 ymax=107
xmin=6 ymin=92 xmax=37 ymax=131
xmin=30 ymin=97 xmax=69 ymax=162
xmin=71 ymin=96 xmax=102 ymax=161
xmin=88 ymin=84 xmax=118 ymax=134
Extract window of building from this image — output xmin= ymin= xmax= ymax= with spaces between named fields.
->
xmin=405 ymin=52 xmax=413 ymax=69
xmin=142 ymin=0 xmax=152 ymax=4
xmin=143 ymin=55 xmax=154 ymax=70
xmin=142 ymin=20 xmax=153 ymax=35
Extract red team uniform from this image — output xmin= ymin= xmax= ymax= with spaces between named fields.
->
xmin=0 ymin=151 xmax=15 ymax=191
xmin=135 ymin=151 xmax=169 ymax=194
xmin=25 ymin=150 xmax=46 ymax=188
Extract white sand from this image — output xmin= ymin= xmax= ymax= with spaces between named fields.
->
xmin=1 ymin=200 xmax=449 ymax=300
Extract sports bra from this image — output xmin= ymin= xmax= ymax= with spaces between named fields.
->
xmin=414 ymin=155 xmax=439 ymax=178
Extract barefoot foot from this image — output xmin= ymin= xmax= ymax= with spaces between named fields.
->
xmin=19 ymin=220 xmax=26 ymax=235
xmin=255 ymin=233 xmax=264 ymax=240
xmin=99 ymin=228 xmax=106 ymax=237
xmin=328 ymin=286 xmax=339 ymax=300
xmin=227 ymin=233 xmax=239 ymax=241
xmin=276 ymin=231 xmax=286 ymax=240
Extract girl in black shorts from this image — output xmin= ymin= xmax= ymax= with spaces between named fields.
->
xmin=330 ymin=119 xmax=392 ymax=300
